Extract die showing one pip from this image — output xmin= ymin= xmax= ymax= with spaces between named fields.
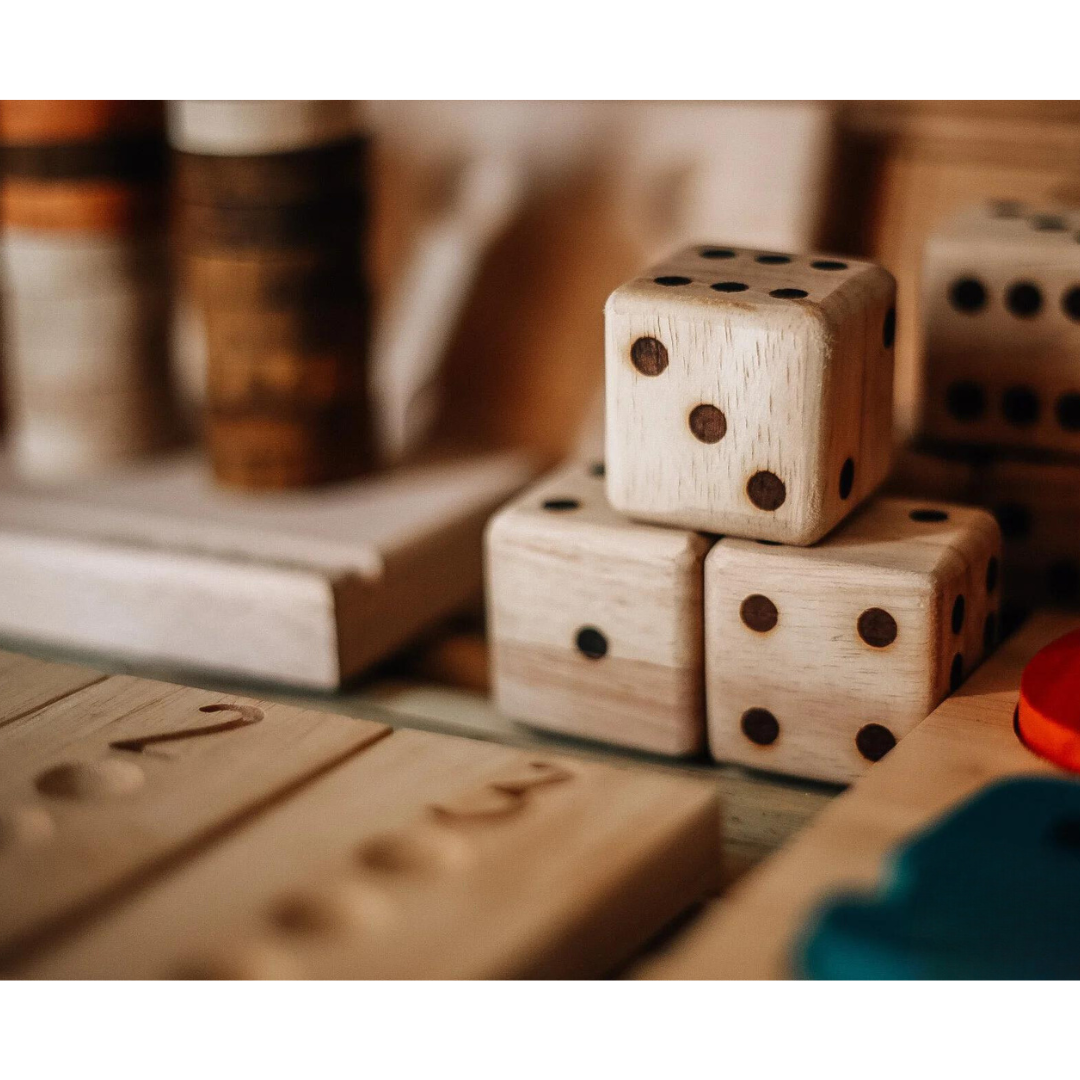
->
xmin=916 ymin=201 xmax=1080 ymax=454
xmin=705 ymin=496 xmax=1002 ymax=784
xmin=485 ymin=460 xmax=713 ymax=756
xmin=605 ymin=244 xmax=896 ymax=545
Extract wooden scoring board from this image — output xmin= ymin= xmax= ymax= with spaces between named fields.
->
xmin=0 ymin=451 xmax=533 ymax=689
xmin=0 ymin=648 xmax=720 ymax=979
xmin=638 ymin=611 xmax=1078 ymax=979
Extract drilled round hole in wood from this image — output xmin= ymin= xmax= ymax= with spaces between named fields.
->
xmin=710 ymin=281 xmax=748 ymax=292
xmin=740 ymin=594 xmax=778 ymax=633
xmin=910 ymin=508 xmax=948 ymax=523
xmin=946 ymin=380 xmax=987 ymax=422
xmin=746 ymin=471 xmax=786 ymax=511
xmin=1006 ymin=281 xmax=1043 ymax=318
xmin=1033 ymin=215 xmax=1067 ymax=231
xmin=630 ymin=336 xmax=668 ymax=376
xmin=1002 ymin=386 xmax=1041 ymax=427
xmin=688 ymin=404 xmax=727 ymax=444
xmin=1056 ymin=392 xmax=1080 ymax=431
xmin=542 ymin=498 xmax=579 ymax=512
xmin=575 ymin=626 xmax=608 ymax=659
xmin=741 ymin=708 xmax=779 ymax=745
xmin=839 ymin=457 xmax=855 ymax=500
xmin=654 ymin=275 xmax=691 ymax=286
xmin=769 ymin=287 xmax=808 ymax=299
xmin=949 ymin=278 xmax=987 ymax=313
xmin=700 ymin=247 xmax=736 ymax=259
xmin=756 ymin=254 xmax=791 ymax=265
xmin=1063 ymin=287 xmax=1080 ymax=321
xmin=811 ymin=259 xmax=847 ymax=271
xmin=855 ymin=723 xmax=896 ymax=762
xmin=952 ymin=594 xmax=966 ymax=634
xmin=589 ymin=461 xmax=605 ymax=477
xmin=858 ymin=608 xmax=897 ymax=648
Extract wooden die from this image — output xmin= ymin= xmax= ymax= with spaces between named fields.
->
xmin=604 ymin=244 xmax=896 ymax=545
xmin=705 ymin=496 xmax=1002 ymax=783
xmin=485 ymin=461 xmax=713 ymax=756
xmin=916 ymin=201 xmax=1080 ymax=453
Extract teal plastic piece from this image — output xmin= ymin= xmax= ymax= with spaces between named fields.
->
xmin=795 ymin=776 xmax=1080 ymax=979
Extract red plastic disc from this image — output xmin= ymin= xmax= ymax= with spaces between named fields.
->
xmin=1017 ymin=628 xmax=1080 ymax=772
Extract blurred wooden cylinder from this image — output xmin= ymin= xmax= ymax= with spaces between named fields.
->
xmin=0 ymin=101 xmax=177 ymax=479
xmin=171 ymin=101 xmax=373 ymax=489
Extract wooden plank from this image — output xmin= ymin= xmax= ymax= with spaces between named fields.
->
xmin=0 ymin=674 xmax=389 ymax=967
xmin=16 ymin=727 xmax=720 ymax=979
xmin=638 ymin=612 xmax=1077 ymax=979
xmin=0 ymin=450 xmax=533 ymax=688
xmin=0 ymin=649 xmax=105 ymax=730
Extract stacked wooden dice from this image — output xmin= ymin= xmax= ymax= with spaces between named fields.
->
xmin=488 ymin=244 xmax=1002 ymax=784
xmin=0 ymin=100 xmax=177 ymax=478
xmin=893 ymin=200 xmax=1080 ymax=615
xmin=169 ymin=101 xmax=373 ymax=489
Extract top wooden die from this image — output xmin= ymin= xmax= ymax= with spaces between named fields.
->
xmin=604 ymin=244 xmax=896 ymax=545
xmin=916 ymin=201 xmax=1080 ymax=454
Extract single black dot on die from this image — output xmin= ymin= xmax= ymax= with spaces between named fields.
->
xmin=949 ymin=278 xmax=987 ymax=313
xmin=756 ymin=254 xmax=791 ymax=265
xmin=811 ymin=259 xmax=848 ymax=271
xmin=711 ymin=281 xmax=748 ymax=292
xmin=1002 ymin=386 xmax=1041 ymax=427
xmin=741 ymin=708 xmax=779 ymax=745
xmin=688 ymin=404 xmax=727 ymax=444
xmin=740 ymin=594 xmax=778 ymax=633
xmin=989 ymin=199 xmax=1023 ymax=218
xmin=946 ymin=380 xmax=987 ymax=422
xmin=1006 ymin=281 xmax=1043 ymax=317
xmin=654 ymin=275 xmax=691 ymax=287
xmin=856 ymin=723 xmax=896 ymax=762
xmin=994 ymin=502 xmax=1032 ymax=540
xmin=589 ymin=461 xmax=605 ymax=477
xmin=701 ymin=247 xmax=736 ymax=259
xmin=1033 ymin=214 xmax=1067 ymax=231
xmin=543 ymin=498 xmax=579 ymax=512
xmin=1063 ymin=287 xmax=1080 ymax=321
xmin=858 ymin=608 xmax=898 ymax=648
xmin=952 ymin=594 xmax=966 ymax=635
xmin=839 ymin=457 xmax=855 ymax=500
xmin=1056 ymin=393 xmax=1080 ymax=431
xmin=747 ymin=471 xmax=786 ymax=511
xmin=1048 ymin=560 xmax=1080 ymax=604
xmin=883 ymin=307 xmax=897 ymax=348
xmin=987 ymin=556 xmax=999 ymax=593
xmin=770 ymin=287 xmax=808 ymax=299
xmin=950 ymin=652 xmax=964 ymax=693
xmin=984 ymin=612 xmax=998 ymax=652
xmin=910 ymin=508 xmax=949 ymax=523
xmin=575 ymin=626 xmax=608 ymax=659
xmin=630 ymin=336 xmax=668 ymax=376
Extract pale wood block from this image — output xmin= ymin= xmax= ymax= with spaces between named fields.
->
xmin=167 ymin=101 xmax=363 ymax=155
xmin=916 ymin=201 xmax=1080 ymax=454
xmin=890 ymin=445 xmax=1080 ymax=609
xmin=486 ymin=461 xmax=713 ymax=756
xmin=641 ymin=611 xmax=1075 ymax=979
xmin=0 ymin=649 xmax=104 ymax=731
xmin=706 ymin=496 xmax=1002 ymax=784
xmin=0 ymin=451 xmax=534 ymax=688
xmin=0 ymin=673 xmax=388 ymax=967
xmin=605 ymin=244 xmax=896 ymax=544
xmin=16 ymin=725 xmax=720 ymax=979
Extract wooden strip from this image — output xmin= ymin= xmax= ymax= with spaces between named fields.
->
xmin=0 ymin=649 xmax=105 ymax=730
xmin=15 ymin=727 xmax=720 ymax=978
xmin=175 ymin=139 xmax=367 ymax=207
xmin=0 ymin=179 xmax=163 ymax=231
xmin=0 ymin=101 xmax=163 ymax=143
xmin=638 ymin=612 xmax=1077 ymax=979
xmin=0 ymin=674 xmax=389 ymax=967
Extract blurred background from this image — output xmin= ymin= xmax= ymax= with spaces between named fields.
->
xmin=4 ymin=98 xmax=1080 ymax=694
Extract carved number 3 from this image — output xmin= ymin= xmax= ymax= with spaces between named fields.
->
xmin=109 ymin=704 xmax=265 ymax=753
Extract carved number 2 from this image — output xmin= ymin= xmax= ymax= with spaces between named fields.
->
xmin=110 ymin=704 xmax=265 ymax=753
